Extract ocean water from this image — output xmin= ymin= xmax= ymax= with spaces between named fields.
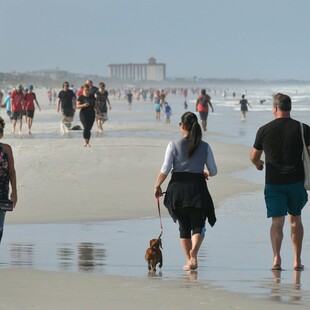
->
xmin=1 ymin=83 xmax=310 ymax=305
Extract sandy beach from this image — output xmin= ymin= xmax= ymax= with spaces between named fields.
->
xmin=1 ymin=87 xmax=310 ymax=309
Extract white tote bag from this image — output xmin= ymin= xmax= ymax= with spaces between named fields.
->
xmin=300 ymin=123 xmax=310 ymax=190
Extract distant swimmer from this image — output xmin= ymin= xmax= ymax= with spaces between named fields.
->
xmin=260 ymin=99 xmax=266 ymax=104
xmin=184 ymin=100 xmax=188 ymax=110
xmin=239 ymin=94 xmax=252 ymax=120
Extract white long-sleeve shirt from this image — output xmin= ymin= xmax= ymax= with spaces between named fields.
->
xmin=160 ymin=138 xmax=217 ymax=176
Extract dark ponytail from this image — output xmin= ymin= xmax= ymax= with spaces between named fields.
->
xmin=181 ymin=112 xmax=202 ymax=157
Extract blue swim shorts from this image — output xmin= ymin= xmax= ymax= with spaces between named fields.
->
xmin=264 ymin=181 xmax=308 ymax=218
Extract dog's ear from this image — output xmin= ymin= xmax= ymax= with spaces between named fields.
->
xmin=149 ymin=239 xmax=153 ymax=246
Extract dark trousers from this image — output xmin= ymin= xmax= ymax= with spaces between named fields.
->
xmin=80 ymin=109 xmax=95 ymax=140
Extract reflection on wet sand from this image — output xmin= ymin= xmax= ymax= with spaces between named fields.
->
xmin=7 ymin=242 xmax=106 ymax=273
xmin=268 ymin=270 xmax=303 ymax=303
xmin=78 ymin=242 xmax=106 ymax=272
xmin=1 ymin=218 xmax=310 ymax=306
xmin=10 ymin=243 xmax=34 ymax=267
xmin=57 ymin=246 xmax=74 ymax=271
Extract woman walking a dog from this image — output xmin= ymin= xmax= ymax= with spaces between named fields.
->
xmin=154 ymin=111 xmax=217 ymax=271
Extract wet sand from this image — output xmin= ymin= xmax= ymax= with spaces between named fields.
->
xmin=1 ymin=90 xmax=310 ymax=309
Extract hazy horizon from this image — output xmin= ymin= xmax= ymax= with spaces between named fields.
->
xmin=2 ymin=0 xmax=310 ymax=81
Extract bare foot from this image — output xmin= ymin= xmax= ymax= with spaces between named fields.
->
xmin=189 ymin=258 xmax=198 ymax=270
xmin=189 ymin=250 xmax=198 ymax=270
xmin=294 ymin=264 xmax=304 ymax=271
xmin=272 ymin=257 xmax=281 ymax=271
xmin=272 ymin=264 xmax=282 ymax=271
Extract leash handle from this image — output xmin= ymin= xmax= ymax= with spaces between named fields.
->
xmin=157 ymin=197 xmax=163 ymax=235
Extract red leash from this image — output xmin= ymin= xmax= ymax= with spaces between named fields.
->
xmin=157 ymin=197 xmax=163 ymax=237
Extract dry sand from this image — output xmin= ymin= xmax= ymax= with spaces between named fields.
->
xmin=0 ymin=92 xmax=307 ymax=309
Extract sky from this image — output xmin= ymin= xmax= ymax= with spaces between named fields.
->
xmin=1 ymin=0 xmax=310 ymax=80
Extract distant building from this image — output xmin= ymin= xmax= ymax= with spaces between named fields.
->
xmin=108 ymin=57 xmax=166 ymax=81
xmin=29 ymin=69 xmax=69 ymax=81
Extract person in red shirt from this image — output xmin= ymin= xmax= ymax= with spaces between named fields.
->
xmin=24 ymin=85 xmax=41 ymax=134
xmin=77 ymin=85 xmax=84 ymax=97
xmin=196 ymin=89 xmax=214 ymax=131
xmin=10 ymin=85 xmax=25 ymax=135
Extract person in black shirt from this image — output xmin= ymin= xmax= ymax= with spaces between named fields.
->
xmin=250 ymin=93 xmax=310 ymax=271
xmin=86 ymin=80 xmax=98 ymax=96
xmin=239 ymin=94 xmax=251 ymax=120
xmin=57 ymin=81 xmax=76 ymax=133
xmin=76 ymin=84 xmax=96 ymax=147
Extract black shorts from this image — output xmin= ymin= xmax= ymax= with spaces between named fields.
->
xmin=12 ymin=111 xmax=23 ymax=120
xmin=26 ymin=110 xmax=34 ymax=119
xmin=175 ymin=207 xmax=205 ymax=239
xmin=199 ymin=111 xmax=209 ymax=121
xmin=62 ymin=109 xmax=75 ymax=118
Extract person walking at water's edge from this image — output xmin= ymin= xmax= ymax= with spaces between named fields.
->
xmin=239 ymin=94 xmax=251 ymax=120
xmin=250 ymin=93 xmax=310 ymax=271
xmin=57 ymin=82 xmax=76 ymax=133
xmin=196 ymin=89 xmax=214 ymax=131
xmin=24 ymin=85 xmax=41 ymax=134
xmin=95 ymin=82 xmax=111 ymax=133
xmin=154 ymin=111 xmax=217 ymax=271
xmin=76 ymin=84 xmax=96 ymax=147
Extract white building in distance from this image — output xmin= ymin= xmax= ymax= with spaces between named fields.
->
xmin=108 ymin=58 xmax=166 ymax=81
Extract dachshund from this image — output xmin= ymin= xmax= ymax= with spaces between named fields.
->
xmin=145 ymin=237 xmax=163 ymax=272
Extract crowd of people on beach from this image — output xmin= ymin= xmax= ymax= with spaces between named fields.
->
xmin=0 ymin=81 xmax=309 ymax=277
xmin=0 ymin=82 xmax=222 ymax=141
xmin=0 ymin=83 xmax=254 ymax=138
xmin=56 ymin=80 xmax=112 ymax=147
xmin=0 ymin=84 xmax=41 ymax=135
